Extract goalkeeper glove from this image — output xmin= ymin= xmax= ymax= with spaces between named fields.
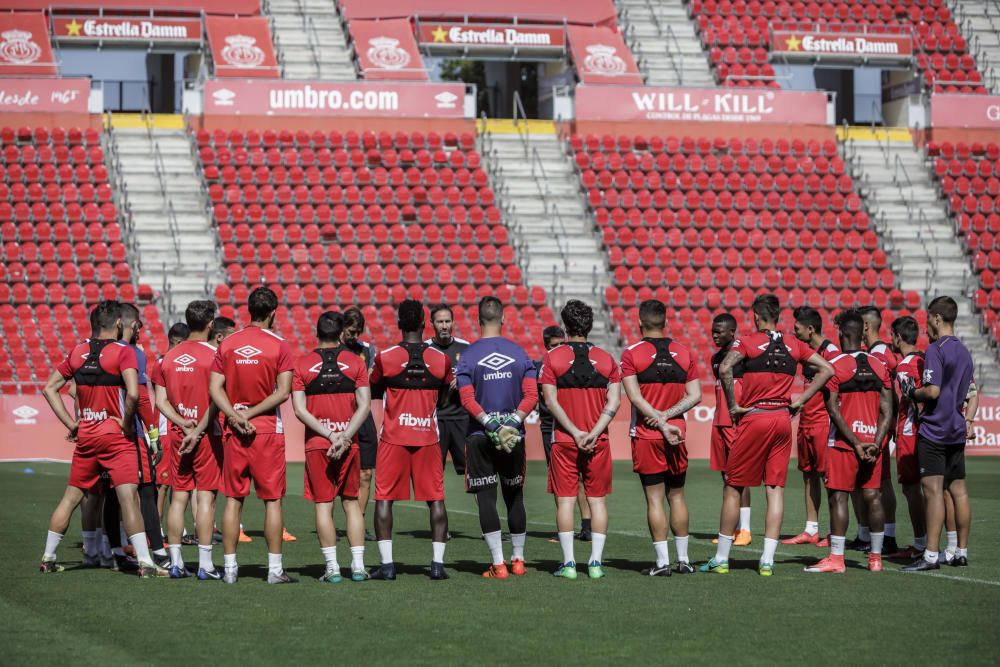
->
xmin=496 ymin=415 xmax=523 ymax=453
xmin=147 ymin=427 xmax=162 ymax=466
xmin=898 ymin=375 xmax=916 ymax=401
xmin=483 ymin=415 xmax=503 ymax=448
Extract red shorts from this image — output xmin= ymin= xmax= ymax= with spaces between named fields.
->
xmin=725 ymin=410 xmax=792 ymax=488
xmin=547 ymin=439 xmax=612 ymax=498
xmin=222 ymin=431 xmax=286 ymax=500
xmin=157 ymin=429 xmax=173 ymax=487
xmin=69 ymin=431 xmax=140 ymax=490
xmin=710 ymin=425 xmax=736 ymax=472
xmin=797 ymin=422 xmax=829 ymax=474
xmin=172 ymin=431 xmax=224 ymax=493
xmin=880 ymin=440 xmax=892 ymax=481
xmin=305 ymin=446 xmax=361 ymax=503
xmin=632 ymin=434 xmax=688 ymax=477
xmin=824 ymin=445 xmax=882 ymax=492
xmin=896 ymin=433 xmax=919 ymax=485
xmin=374 ymin=442 xmax=443 ymax=501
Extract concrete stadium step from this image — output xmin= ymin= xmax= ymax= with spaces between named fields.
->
xmin=263 ymin=0 xmax=357 ymax=80
xmin=616 ymin=0 xmax=716 ymax=87
xmin=952 ymin=1 xmax=1000 ymax=93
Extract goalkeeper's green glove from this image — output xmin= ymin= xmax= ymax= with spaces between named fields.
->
xmin=496 ymin=415 xmax=523 ymax=453
xmin=483 ymin=415 xmax=503 ymax=448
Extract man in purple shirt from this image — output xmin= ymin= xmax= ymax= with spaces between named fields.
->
xmin=899 ymin=297 xmax=974 ymax=571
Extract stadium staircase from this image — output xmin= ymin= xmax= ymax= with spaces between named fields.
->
xmin=109 ymin=119 xmax=219 ymax=320
xmin=482 ymin=121 xmax=615 ymax=350
xmin=953 ymin=1 xmax=1000 ymax=92
xmin=846 ymin=129 xmax=1000 ymax=386
xmin=616 ymin=0 xmax=716 ymax=87
xmin=264 ymin=0 xmax=357 ymax=80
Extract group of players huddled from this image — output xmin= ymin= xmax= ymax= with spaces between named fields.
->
xmin=37 ymin=288 xmax=975 ymax=582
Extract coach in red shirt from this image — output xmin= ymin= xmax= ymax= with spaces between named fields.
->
xmin=540 ymin=299 xmax=621 ymax=580
xmin=210 ymin=287 xmax=295 ymax=584
xmin=704 ymin=294 xmax=834 ymax=576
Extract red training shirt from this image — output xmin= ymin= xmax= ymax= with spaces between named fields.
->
xmin=711 ymin=344 xmax=743 ymax=427
xmin=539 ymin=342 xmax=621 ymax=444
xmin=371 ymin=342 xmax=452 ymax=447
xmin=152 ymin=340 xmax=218 ymax=439
xmin=826 ymin=351 xmax=890 ymax=451
xmin=57 ymin=340 xmax=138 ymax=438
xmin=620 ymin=338 xmax=700 ymax=439
xmin=211 ymin=326 xmax=294 ymax=434
xmin=894 ymin=351 xmax=924 ymax=441
xmin=292 ymin=347 xmax=369 ymax=452
xmin=799 ymin=339 xmax=841 ymax=428
xmin=731 ymin=331 xmax=815 ymax=408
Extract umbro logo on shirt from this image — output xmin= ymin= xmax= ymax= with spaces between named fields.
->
xmin=173 ymin=353 xmax=197 ymax=373
xmin=479 ymin=352 xmax=515 ymax=381
xmin=234 ymin=345 xmax=262 ymax=365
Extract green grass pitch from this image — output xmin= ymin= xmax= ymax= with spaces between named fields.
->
xmin=2 ymin=459 xmax=998 ymax=665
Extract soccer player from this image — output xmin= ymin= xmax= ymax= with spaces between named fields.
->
xmin=209 ymin=287 xmax=295 ymax=584
xmin=805 ymin=310 xmax=893 ymax=573
xmin=369 ymin=300 xmax=453 ymax=581
xmin=426 ymin=305 xmax=470 ymax=477
xmin=456 ymin=297 xmax=538 ymax=578
xmin=901 ymin=297 xmax=974 ymax=571
xmin=153 ymin=300 xmax=225 ymax=579
xmin=291 ymin=311 xmax=371 ymax=583
xmin=621 ymin=300 xmax=698 ymax=576
xmin=703 ymin=294 xmax=834 ymax=576
xmin=889 ymin=316 xmax=927 ymax=559
xmin=342 ymin=307 xmax=379 ymax=542
xmin=540 ymin=299 xmax=621 ymax=580
xmin=210 ymin=316 xmax=237 ymax=346
xmin=783 ymin=306 xmax=840 ymax=545
xmin=709 ymin=314 xmax=752 ymax=547
xmin=154 ymin=322 xmax=189 ymax=518
xmin=39 ymin=300 xmax=167 ymax=576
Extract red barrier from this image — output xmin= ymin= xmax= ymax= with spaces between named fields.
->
xmin=205 ymin=16 xmax=280 ymax=79
xmin=0 ymin=13 xmax=56 ymax=76
xmin=350 ymin=18 xmax=428 ymax=80
xmin=16 ymin=0 xmax=258 ymax=13
xmin=0 ymin=77 xmax=89 ymax=114
xmin=771 ymin=30 xmax=913 ymax=61
xmin=567 ymin=25 xmax=642 ymax=85
xmin=931 ymin=93 xmax=1000 ymax=130
xmin=337 ymin=0 xmax=617 ymax=27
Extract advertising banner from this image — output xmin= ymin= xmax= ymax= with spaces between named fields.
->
xmin=567 ymin=25 xmax=643 ymax=85
xmin=52 ymin=16 xmax=203 ymax=45
xmin=418 ymin=22 xmax=565 ymax=58
xmin=206 ymin=16 xmax=280 ymax=79
xmin=0 ymin=77 xmax=89 ymax=113
xmin=771 ymin=30 xmax=913 ymax=61
xmin=350 ymin=18 xmax=428 ymax=80
xmin=931 ymin=94 xmax=1000 ymax=129
xmin=0 ymin=13 xmax=56 ymax=76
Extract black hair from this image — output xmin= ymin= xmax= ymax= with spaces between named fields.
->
xmin=712 ymin=313 xmax=737 ymax=330
xmin=343 ymin=307 xmax=365 ymax=332
xmin=398 ymin=299 xmax=425 ymax=333
xmin=478 ymin=296 xmax=503 ymax=325
xmin=928 ymin=296 xmax=958 ymax=324
xmin=858 ymin=305 xmax=882 ymax=327
xmin=168 ymin=322 xmax=191 ymax=343
xmin=430 ymin=304 xmax=453 ymax=321
xmin=89 ymin=304 xmax=100 ymax=334
xmin=248 ymin=287 xmax=278 ymax=322
xmin=542 ymin=325 xmax=566 ymax=347
xmin=184 ymin=300 xmax=217 ymax=332
xmin=638 ymin=299 xmax=666 ymax=330
xmin=120 ymin=302 xmax=140 ymax=325
xmin=891 ymin=316 xmax=919 ymax=346
xmin=317 ymin=311 xmax=344 ymax=343
xmin=793 ymin=305 xmax=822 ymax=333
xmin=561 ymin=299 xmax=593 ymax=338
xmin=835 ymin=308 xmax=865 ymax=342
xmin=93 ymin=300 xmax=123 ymax=332
xmin=210 ymin=316 xmax=236 ymax=340
xmin=752 ymin=293 xmax=781 ymax=324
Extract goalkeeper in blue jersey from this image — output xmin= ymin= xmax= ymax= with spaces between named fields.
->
xmin=456 ymin=297 xmax=539 ymax=578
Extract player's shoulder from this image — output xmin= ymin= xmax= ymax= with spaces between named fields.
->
xmin=668 ymin=338 xmax=694 ymax=356
xmin=295 ymin=348 xmax=322 ymax=370
xmin=822 ymin=340 xmax=841 ymax=355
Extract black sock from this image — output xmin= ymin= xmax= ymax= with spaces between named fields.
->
xmin=581 ymin=518 xmax=592 ymax=533
xmin=103 ymin=490 xmax=121 ymax=549
xmin=138 ymin=484 xmax=164 ymax=551
xmin=476 ymin=487 xmax=501 ymax=535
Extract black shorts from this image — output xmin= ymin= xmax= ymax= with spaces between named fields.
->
xmin=465 ymin=433 xmax=526 ymax=493
xmin=358 ymin=414 xmax=378 ymax=470
xmin=917 ymin=437 xmax=966 ymax=482
xmin=639 ymin=471 xmax=687 ymax=488
xmin=541 ymin=427 xmax=554 ymax=464
xmin=439 ymin=418 xmax=468 ymax=474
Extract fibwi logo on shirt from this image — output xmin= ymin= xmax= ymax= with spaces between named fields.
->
xmin=478 ymin=352 xmax=515 ymax=381
xmin=398 ymin=412 xmax=432 ymax=428
xmin=174 ymin=353 xmax=197 ymax=373
xmin=177 ymin=402 xmax=199 ymax=420
xmin=234 ymin=345 xmax=262 ymax=365
xmin=851 ymin=420 xmax=876 ymax=436
xmin=319 ymin=418 xmax=350 ymax=432
xmin=81 ymin=407 xmax=108 ymax=422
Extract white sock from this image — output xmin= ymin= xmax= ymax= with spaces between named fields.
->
xmin=377 ymin=540 xmax=393 ymax=564
xmin=831 ymin=535 xmax=846 ymax=556
xmin=714 ymin=534 xmax=733 ymax=562
xmin=761 ymin=537 xmax=778 ymax=566
xmin=100 ymin=533 xmax=112 ymax=558
xmin=870 ymin=532 xmax=885 ymax=556
xmin=128 ymin=532 xmax=152 ymax=565
xmin=956 ymin=547 xmax=968 ymax=558
xmin=653 ymin=540 xmax=670 ymax=568
xmin=169 ymin=544 xmax=183 ymax=569
xmin=739 ymin=506 xmax=751 ymax=532
xmin=558 ymin=531 xmax=575 ymax=564
xmin=924 ymin=550 xmax=939 ymax=564
xmin=43 ymin=530 xmax=64 ymax=559
xmin=82 ymin=530 xmax=98 ymax=557
xmin=674 ymin=535 xmax=689 ymax=563
xmin=351 ymin=546 xmax=365 ymax=570
xmin=198 ymin=544 xmax=215 ymax=571
xmin=224 ymin=553 xmax=237 ymax=571
xmin=432 ymin=541 xmax=446 ymax=563
xmin=152 ymin=548 xmax=167 ymax=557
xmin=511 ymin=533 xmax=526 ymax=561
xmin=267 ymin=552 xmax=283 ymax=575
xmin=858 ymin=525 xmax=871 ymax=541
xmin=885 ymin=522 xmax=896 ymax=538
xmin=914 ymin=535 xmax=927 ymax=550
xmin=805 ymin=521 xmax=819 ymax=536
xmin=589 ymin=532 xmax=607 ymax=564
xmin=946 ymin=531 xmax=958 ymax=551
xmin=484 ymin=530 xmax=504 ymax=565
xmin=321 ymin=546 xmax=338 ymax=572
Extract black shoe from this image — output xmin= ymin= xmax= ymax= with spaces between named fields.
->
xmin=430 ymin=561 xmax=449 ymax=580
xmin=501 ymin=532 xmax=511 ymax=543
xmin=364 ymin=530 xmax=377 ymax=543
xmin=883 ymin=536 xmax=899 ymax=555
xmin=446 ymin=531 xmax=453 ymax=541
xmin=180 ymin=534 xmax=198 ymax=546
xmin=153 ymin=554 xmax=171 ymax=569
xmin=640 ymin=564 xmax=671 ymax=577
xmin=949 ymin=555 xmax=969 ymax=567
xmin=576 ymin=530 xmax=592 ymax=542
xmin=674 ymin=562 xmax=696 ymax=574
xmin=370 ymin=563 xmax=396 ymax=580
xmin=112 ymin=554 xmax=140 ymax=573
xmin=901 ymin=558 xmax=941 ymax=572
xmin=846 ymin=536 xmax=871 ymax=553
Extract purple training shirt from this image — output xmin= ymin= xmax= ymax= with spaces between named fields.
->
xmin=920 ymin=335 xmax=974 ymax=445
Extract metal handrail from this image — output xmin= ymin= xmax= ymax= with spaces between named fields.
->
xmin=303 ymin=14 xmax=323 ymax=76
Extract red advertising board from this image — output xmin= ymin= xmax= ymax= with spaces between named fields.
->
xmin=203 ymin=79 xmax=467 ymax=118
xmin=0 ymin=12 xmax=56 ymax=76
xmin=16 ymin=0 xmax=258 ymax=14
xmin=338 ymin=0 xmax=617 ymax=27
xmin=576 ymin=85 xmax=829 ymax=125
xmin=417 ymin=22 xmax=565 ymax=54
xmin=931 ymin=93 xmax=1000 ymax=129
xmin=52 ymin=16 xmax=203 ymax=45
xmin=205 ymin=16 xmax=280 ymax=79
xmin=771 ymin=30 xmax=913 ymax=60
xmin=350 ymin=18 xmax=428 ymax=81
xmin=0 ymin=77 xmax=89 ymax=114
xmin=567 ymin=25 xmax=643 ymax=85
